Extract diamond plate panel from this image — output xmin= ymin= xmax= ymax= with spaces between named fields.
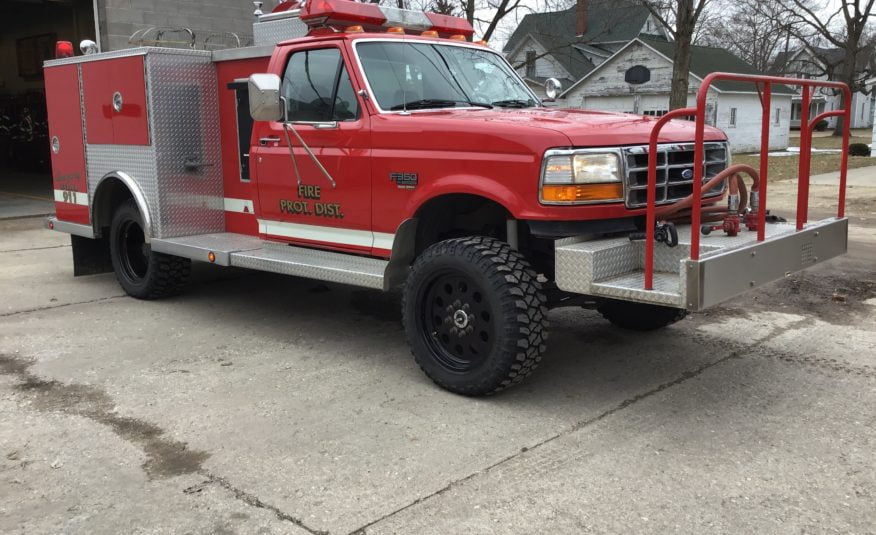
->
xmin=253 ymin=16 xmax=307 ymax=47
xmin=86 ymin=144 xmax=158 ymax=221
xmin=231 ymin=245 xmax=388 ymax=290
xmin=151 ymin=232 xmax=264 ymax=265
xmin=147 ymin=50 xmax=225 ymax=238
xmin=592 ymin=272 xmax=685 ymax=307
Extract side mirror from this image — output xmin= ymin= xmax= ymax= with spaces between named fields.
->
xmin=248 ymin=73 xmax=283 ymax=122
xmin=544 ymin=77 xmax=563 ymax=101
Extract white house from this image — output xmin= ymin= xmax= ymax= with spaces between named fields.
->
xmin=777 ymin=47 xmax=874 ymax=130
xmin=503 ymin=0 xmax=669 ymax=100
xmin=557 ymin=38 xmax=796 ymax=153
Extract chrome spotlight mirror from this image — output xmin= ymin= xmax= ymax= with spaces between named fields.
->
xmin=80 ymin=39 xmax=98 ymax=55
xmin=544 ymin=78 xmax=562 ymax=101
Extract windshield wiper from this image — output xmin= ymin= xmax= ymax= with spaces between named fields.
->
xmin=391 ymin=99 xmax=492 ymax=111
xmin=390 ymin=99 xmax=457 ymax=111
xmin=492 ymin=99 xmax=535 ymax=108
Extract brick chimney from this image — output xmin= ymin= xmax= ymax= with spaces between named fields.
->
xmin=576 ymin=0 xmax=590 ymax=36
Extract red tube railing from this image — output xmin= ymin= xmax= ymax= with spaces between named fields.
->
xmin=644 ymin=73 xmax=852 ymax=291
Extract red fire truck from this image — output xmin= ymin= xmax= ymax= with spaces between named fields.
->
xmin=43 ymin=0 xmax=852 ymax=395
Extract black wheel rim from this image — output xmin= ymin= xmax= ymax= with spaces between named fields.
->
xmin=417 ymin=269 xmax=495 ymax=373
xmin=118 ymin=219 xmax=148 ymax=283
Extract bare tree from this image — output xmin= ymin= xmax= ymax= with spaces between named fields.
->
xmin=699 ymin=0 xmax=797 ymax=73
xmin=429 ymin=0 xmax=458 ymax=15
xmin=773 ymin=0 xmax=876 ymax=135
xmin=396 ymin=0 xmax=527 ymax=42
xmin=638 ymin=0 xmax=712 ymax=110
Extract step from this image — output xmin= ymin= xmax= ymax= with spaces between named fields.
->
xmin=230 ymin=245 xmax=387 ymax=290
xmin=591 ymin=271 xmax=685 ymax=307
xmin=150 ymin=232 xmax=388 ymax=290
xmin=151 ymin=232 xmax=263 ymax=265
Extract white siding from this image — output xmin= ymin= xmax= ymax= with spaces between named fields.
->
xmin=852 ymin=91 xmax=874 ymax=129
xmin=563 ymin=42 xmax=679 ymax=99
xmin=713 ymin=94 xmax=792 ymax=152
xmin=562 ymin=41 xmax=791 ymax=152
xmin=505 ymin=36 xmax=572 ymax=82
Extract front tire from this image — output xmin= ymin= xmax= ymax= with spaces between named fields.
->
xmin=597 ymin=299 xmax=687 ymax=331
xmin=109 ymin=199 xmax=190 ymax=299
xmin=402 ymin=237 xmax=548 ymax=396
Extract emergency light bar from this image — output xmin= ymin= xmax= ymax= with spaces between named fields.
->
xmin=301 ymin=0 xmax=475 ymax=39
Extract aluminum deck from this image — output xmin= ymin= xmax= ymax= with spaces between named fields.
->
xmin=555 ymin=218 xmax=848 ymax=310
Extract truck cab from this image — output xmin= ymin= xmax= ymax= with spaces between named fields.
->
xmin=42 ymin=0 xmax=851 ymax=396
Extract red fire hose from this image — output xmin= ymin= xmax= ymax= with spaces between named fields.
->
xmin=654 ymin=164 xmax=761 ymax=234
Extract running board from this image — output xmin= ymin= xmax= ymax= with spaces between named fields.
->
xmin=151 ymin=233 xmax=388 ymax=290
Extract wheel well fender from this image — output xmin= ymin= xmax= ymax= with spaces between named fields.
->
xmin=387 ymin=188 xmax=516 ymax=276
xmin=405 ymin=175 xmax=523 ymax=220
xmin=91 ymin=172 xmax=153 ymax=243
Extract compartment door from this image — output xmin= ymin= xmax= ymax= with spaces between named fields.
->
xmin=82 ymin=56 xmax=150 ymax=146
xmin=44 ymin=65 xmax=89 ymax=225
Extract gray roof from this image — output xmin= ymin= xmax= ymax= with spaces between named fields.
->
xmin=504 ymin=0 xmax=661 ymax=80
xmin=641 ymin=37 xmax=797 ymax=94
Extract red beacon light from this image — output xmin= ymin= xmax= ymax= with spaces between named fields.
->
xmin=301 ymin=0 xmax=474 ymax=39
xmin=55 ymin=41 xmax=74 ymax=59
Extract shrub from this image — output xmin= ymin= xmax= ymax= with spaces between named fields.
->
xmin=814 ymin=120 xmax=829 ymax=132
xmin=848 ymin=143 xmax=872 ymax=157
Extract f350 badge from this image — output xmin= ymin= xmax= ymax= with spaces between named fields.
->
xmin=390 ymin=172 xmax=418 ymax=190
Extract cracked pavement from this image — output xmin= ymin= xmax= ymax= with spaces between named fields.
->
xmin=1 ymin=202 xmax=875 ymax=534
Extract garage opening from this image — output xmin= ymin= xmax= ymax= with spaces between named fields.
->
xmin=0 ymin=0 xmax=95 ymax=215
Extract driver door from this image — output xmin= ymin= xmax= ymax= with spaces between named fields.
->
xmin=252 ymin=45 xmax=372 ymax=254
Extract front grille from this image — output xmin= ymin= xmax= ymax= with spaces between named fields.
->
xmin=622 ymin=142 xmax=729 ymax=208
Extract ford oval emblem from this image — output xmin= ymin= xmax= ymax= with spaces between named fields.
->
xmin=681 ymin=168 xmax=694 ymax=180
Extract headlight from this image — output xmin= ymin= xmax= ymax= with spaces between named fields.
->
xmin=541 ymin=151 xmax=624 ymax=204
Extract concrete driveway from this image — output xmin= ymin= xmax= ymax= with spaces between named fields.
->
xmin=1 ymin=211 xmax=875 ymax=534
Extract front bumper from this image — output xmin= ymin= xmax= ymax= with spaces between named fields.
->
xmin=554 ymin=217 xmax=848 ymax=311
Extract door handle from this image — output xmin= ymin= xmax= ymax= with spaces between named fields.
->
xmin=290 ymin=121 xmax=339 ymax=130
xmin=259 ymin=136 xmax=281 ymax=146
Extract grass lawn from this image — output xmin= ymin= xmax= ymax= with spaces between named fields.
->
xmin=732 ymin=153 xmax=875 ymax=182
xmin=791 ymin=129 xmax=871 ymax=150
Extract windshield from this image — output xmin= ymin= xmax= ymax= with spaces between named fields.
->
xmin=356 ymin=41 xmax=538 ymax=112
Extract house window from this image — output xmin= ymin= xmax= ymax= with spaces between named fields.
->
xmin=775 ymin=108 xmax=781 ymax=125
xmin=643 ymin=109 xmax=668 ymax=117
xmin=729 ymin=108 xmax=737 ymax=127
xmin=525 ymin=50 xmax=536 ymax=79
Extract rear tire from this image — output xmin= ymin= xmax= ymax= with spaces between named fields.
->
xmin=402 ymin=236 xmax=548 ymax=396
xmin=597 ymin=299 xmax=687 ymax=331
xmin=109 ymin=199 xmax=190 ymax=299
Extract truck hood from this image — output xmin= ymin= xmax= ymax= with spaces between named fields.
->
xmin=423 ymin=107 xmax=728 ymax=147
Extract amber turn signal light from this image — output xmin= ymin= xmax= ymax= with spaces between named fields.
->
xmin=421 ymin=30 xmax=439 ymax=37
xmin=541 ymin=183 xmax=624 ymax=203
xmin=346 ymin=25 xmax=365 ymax=33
